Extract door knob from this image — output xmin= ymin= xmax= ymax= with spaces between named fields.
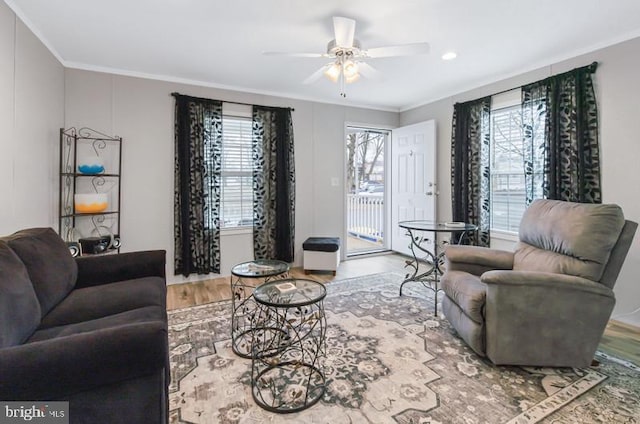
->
xmin=426 ymin=191 xmax=433 ymax=196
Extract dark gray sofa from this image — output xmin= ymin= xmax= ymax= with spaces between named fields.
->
xmin=0 ymin=228 xmax=169 ymax=423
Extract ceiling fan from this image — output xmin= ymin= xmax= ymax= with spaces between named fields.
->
xmin=263 ymin=17 xmax=430 ymax=97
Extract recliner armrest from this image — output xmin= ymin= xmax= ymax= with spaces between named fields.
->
xmin=481 ymin=270 xmax=615 ymax=367
xmin=481 ymin=270 xmax=614 ymax=297
xmin=75 ymin=250 xmax=166 ymax=288
xmin=0 ymin=321 xmax=168 ymax=400
xmin=444 ymin=245 xmax=514 ymax=276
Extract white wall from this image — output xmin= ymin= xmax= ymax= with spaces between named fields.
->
xmin=64 ymin=69 xmax=398 ymax=284
xmin=400 ymin=37 xmax=640 ymax=327
xmin=0 ymin=2 xmax=64 ymax=235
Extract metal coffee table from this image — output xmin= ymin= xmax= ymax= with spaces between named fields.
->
xmin=251 ymin=278 xmax=327 ymax=413
xmin=230 ymin=259 xmax=289 ymax=358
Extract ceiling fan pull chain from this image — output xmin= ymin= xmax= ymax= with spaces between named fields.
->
xmin=340 ymin=61 xmax=346 ymax=97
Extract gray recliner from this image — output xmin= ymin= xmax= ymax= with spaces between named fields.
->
xmin=441 ymin=199 xmax=637 ymax=367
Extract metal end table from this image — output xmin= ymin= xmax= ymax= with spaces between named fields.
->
xmin=398 ymin=221 xmax=477 ymax=316
xmin=251 ymin=278 xmax=327 ymax=413
xmin=230 ymin=259 xmax=289 ymax=358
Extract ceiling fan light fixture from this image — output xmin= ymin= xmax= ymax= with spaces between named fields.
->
xmin=324 ymin=62 xmax=341 ymax=82
xmin=343 ymin=60 xmax=359 ymax=79
xmin=345 ymin=73 xmax=360 ymax=84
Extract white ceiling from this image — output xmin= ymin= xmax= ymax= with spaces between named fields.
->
xmin=7 ymin=0 xmax=640 ymax=111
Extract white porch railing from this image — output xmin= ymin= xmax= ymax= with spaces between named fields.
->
xmin=347 ymin=193 xmax=384 ymax=244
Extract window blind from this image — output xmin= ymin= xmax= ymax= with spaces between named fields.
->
xmin=221 ymin=116 xmax=254 ymax=228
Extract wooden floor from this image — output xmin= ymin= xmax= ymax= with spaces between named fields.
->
xmin=167 ymin=252 xmax=640 ymax=365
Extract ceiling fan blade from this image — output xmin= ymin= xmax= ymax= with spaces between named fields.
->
xmin=262 ymin=51 xmax=326 ymax=58
xmin=333 ymin=16 xmax=356 ymax=47
xmin=364 ymin=42 xmax=430 ymax=58
xmin=357 ymin=62 xmax=382 ymax=81
xmin=303 ymin=65 xmax=330 ymax=84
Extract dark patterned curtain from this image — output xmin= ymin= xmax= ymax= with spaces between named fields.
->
xmin=522 ymin=62 xmax=601 ymax=204
xmin=451 ymin=97 xmax=492 ymax=246
xmin=252 ymin=106 xmax=295 ymax=262
xmin=521 ymin=83 xmax=546 ymax=205
xmin=173 ymin=93 xmax=223 ymax=276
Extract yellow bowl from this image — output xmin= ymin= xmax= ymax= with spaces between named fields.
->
xmin=75 ymin=194 xmax=108 ymax=213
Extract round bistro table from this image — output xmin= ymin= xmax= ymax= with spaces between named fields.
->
xmin=230 ymin=259 xmax=289 ymax=358
xmin=398 ymin=221 xmax=477 ymax=316
xmin=250 ymin=278 xmax=327 ymax=413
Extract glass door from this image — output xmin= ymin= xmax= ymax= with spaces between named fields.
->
xmin=345 ymin=126 xmax=390 ymax=256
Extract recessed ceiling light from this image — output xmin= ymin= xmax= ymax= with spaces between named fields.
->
xmin=442 ymin=51 xmax=457 ymax=61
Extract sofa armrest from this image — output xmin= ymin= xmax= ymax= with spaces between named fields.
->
xmin=0 ymin=321 xmax=168 ymax=400
xmin=444 ymin=245 xmax=514 ymax=276
xmin=481 ymin=270 xmax=614 ymax=297
xmin=75 ymin=250 xmax=166 ymax=288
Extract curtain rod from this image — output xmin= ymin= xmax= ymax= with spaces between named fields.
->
xmin=170 ymin=92 xmax=295 ymax=111
xmin=454 ymin=61 xmax=598 ymax=106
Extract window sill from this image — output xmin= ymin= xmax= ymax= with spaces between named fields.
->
xmin=221 ymin=227 xmax=253 ymax=237
xmin=490 ymin=229 xmax=519 ymax=242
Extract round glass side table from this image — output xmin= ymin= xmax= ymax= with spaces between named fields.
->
xmin=230 ymin=259 xmax=289 ymax=358
xmin=251 ymin=278 xmax=327 ymax=413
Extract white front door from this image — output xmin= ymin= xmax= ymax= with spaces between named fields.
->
xmin=391 ymin=120 xmax=437 ymax=256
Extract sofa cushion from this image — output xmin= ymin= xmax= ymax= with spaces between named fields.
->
xmin=514 ymin=199 xmax=625 ymax=281
xmin=28 ymin=306 xmax=166 ymax=343
xmin=2 ymin=321 xmax=168 ymax=402
xmin=0 ymin=242 xmax=41 ymax=347
xmin=4 ymin=228 xmax=77 ymax=316
xmin=441 ymin=270 xmax=487 ymax=324
xmin=40 ymin=277 xmax=167 ymax=329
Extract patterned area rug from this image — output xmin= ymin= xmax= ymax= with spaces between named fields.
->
xmin=168 ymin=273 xmax=640 ymax=423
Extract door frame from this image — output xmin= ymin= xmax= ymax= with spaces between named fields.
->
xmin=343 ymin=122 xmax=393 ymax=260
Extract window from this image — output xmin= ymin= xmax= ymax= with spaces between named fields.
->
xmin=489 ymin=92 xmax=545 ymax=233
xmin=220 ymin=116 xmax=253 ymax=229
